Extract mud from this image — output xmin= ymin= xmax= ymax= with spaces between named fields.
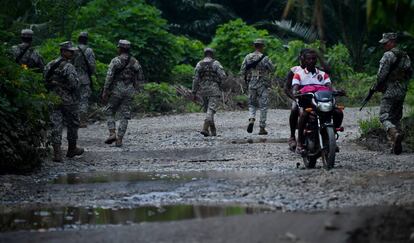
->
xmin=0 ymin=107 xmax=413 ymax=242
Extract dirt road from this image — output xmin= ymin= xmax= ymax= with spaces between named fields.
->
xmin=0 ymin=107 xmax=413 ymax=242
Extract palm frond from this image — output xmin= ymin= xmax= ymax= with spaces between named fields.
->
xmin=272 ymin=19 xmax=318 ymax=42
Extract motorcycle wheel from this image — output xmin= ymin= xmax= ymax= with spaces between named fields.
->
xmin=322 ymin=126 xmax=336 ymax=169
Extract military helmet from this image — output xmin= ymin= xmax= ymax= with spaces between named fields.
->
xmin=59 ymin=41 xmax=77 ymax=51
xmin=379 ymin=32 xmax=397 ymax=44
xmin=253 ymin=38 xmax=265 ymax=45
xmin=79 ymin=32 xmax=88 ymax=38
xmin=117 ymin=39 xmax=131 ymax=49
xmin=203 ymin=47 xmax=214 ymax=54
xmin=21 ymin=29 xmax=34 ymax=38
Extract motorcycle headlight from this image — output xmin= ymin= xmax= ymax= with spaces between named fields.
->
xmin=317 ymin=101 xmax=333 ymax=112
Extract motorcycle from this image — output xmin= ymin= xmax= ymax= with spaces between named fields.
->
xmin=296 ymin=90 xmax=345 ymax=169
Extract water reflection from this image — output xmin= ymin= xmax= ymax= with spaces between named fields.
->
xmin=53 ymin=171 xmax=206 ymax=184
xmin=0 ymin=205 xmax=268 ymax=232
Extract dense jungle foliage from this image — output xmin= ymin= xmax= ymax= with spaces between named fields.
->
xmin=1 ymin=0 xmax=414 ymax=172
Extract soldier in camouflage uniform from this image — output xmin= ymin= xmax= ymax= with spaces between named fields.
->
xmin=44 ymin=41 xmax=84 ymax=162
xmin=192 ymin=48 xmax=226 ymax=136
xmin=102 ymin=40 xmax=145 ymax=147
xmin=72 ymin=32 xmax=96 ymax=128
xmin=374 ymin=33 xmax=412 ymax=155
xmin=241 ymin=39 xmax=275 ymax=135
xmin=10 ymin=29 xmax=44 ymax=71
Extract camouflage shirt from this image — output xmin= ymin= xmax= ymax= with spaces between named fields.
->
xmin=377 ymin=47 xmax=412 ymax=98
xmin=72 ymin=44 xmax=96 ymax=85
xmin=44 ymin=57 xmax=80 ymax=105
xmin=10 ymin=43 xmax=44 ymax=70
xmin=240 ymin=51 xmax=275 ymax=89
xmin=104 ymin=53 xmax=145 ymax=96
xmin=192 ymin=57 xmax=226 ymax=97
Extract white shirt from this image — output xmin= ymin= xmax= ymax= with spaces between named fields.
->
xmin=292 ymin=68 xmax=331 ymax=86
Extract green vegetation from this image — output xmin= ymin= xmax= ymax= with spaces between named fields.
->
xmin=358 ymin=116 xmax=382 ymax=137
xmin=0 ymin=46 xmax=56 ymax=173
xmin=134 ymin=82 xmax=201 ymax=114
xmin=1 ymin=0 xmax=414 ymax=171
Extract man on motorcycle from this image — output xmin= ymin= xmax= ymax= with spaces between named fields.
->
xmin=285 ymin=48 xmax=331 ymax=151
xmin=291 ymin=49 xmax=344 ymax=154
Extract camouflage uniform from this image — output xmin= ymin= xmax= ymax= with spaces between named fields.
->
xmin=44 ymin=56 xmax=80 ymax=146
xmin=72 ymin=37 xmax=96 ymax=119
xmin=377 ymin=47 xmax=412 ymax=132
xmin=192 ymin=55 xmax=226 ymax=125
xmin=241 ymin=49 xmax=275 ymax=129
xmin=103 ymin=42 xmax=144 ymax=140
xmin=10 ymin=29 xmax=44 ymax=71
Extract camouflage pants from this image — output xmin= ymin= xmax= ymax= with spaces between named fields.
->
xmin=104 ymin=94 xmax=133 ymax=138
xmin=202 ymin=96 xmax=219 ymax=123
xmin=379 ymin=96 xmax=404 ymax=131
xmin=79 ymin=84 xmax=91 ymax=115
xmin=50 ymin=105 xmax=80 ymax=145
xmin=248 ymin=86 xmax=269 ymax=128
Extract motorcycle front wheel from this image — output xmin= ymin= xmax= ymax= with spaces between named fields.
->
xmin=321 ymin=126 xmax=336 ymax=169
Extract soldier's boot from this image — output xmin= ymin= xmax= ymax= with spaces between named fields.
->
xmin=52 ymin=145 xmax=63 ymax=162
xmin=210 ymin=122 xmax=217 ymax=137
xmin=247 ymin=118 xmax=255 ymax=133
xmin=258 ymin=126 xmax=268 ymax=135
xmin=115 ymin=136 xmax=123 ymax=147
xmin=388 ymin=128 xmax=403 ymax=155
xmin=200 ymin=120 xmax=210 ymax=137
xmin=66 ymin=140 xmax=84 ymax=158
xmin=79 ymin=113 xmax=88 ymax=128
xmin=105 ymin=129 xmax=117 ymax=144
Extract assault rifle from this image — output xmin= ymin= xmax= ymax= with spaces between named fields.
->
xmin=360 ymin=50 xmax=403 ymax=111
xmin=359 ymin=84 xmax=376 ymax=111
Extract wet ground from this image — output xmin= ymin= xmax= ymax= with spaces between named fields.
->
xmin=1 ymin=107 xmax=413 ymax=242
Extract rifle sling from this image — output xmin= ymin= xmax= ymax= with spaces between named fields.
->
xmin=246 ymin=54 xmax=266 ymax=71
xmin=46 ymin=59 xmax=64 ymax=82
xmin=116 ymin=55 xmax=131 ymax=77
xmin=16 ymin=45 xmax=31 ymax=63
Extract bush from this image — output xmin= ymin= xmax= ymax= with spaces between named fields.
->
xmin=210 ymin=19 xmax=284 ymax=73
xmin=134 ymin=82 xmax=202 ymax=114
xmin=0 ymin=46 xmax=55 ymax=173
xmin=335 ymin=72 xmax=378 ymax=107
xmin=76 ymin=0 xmax=181 ymax=82
xmin=358 ymin=116 xmax=382 ymax=136
xmin=175 ymin=36 xmax=204 ymax=66
xmin=134 ymin=82 xmax=180 ymax=113
xmin=38 ymin=37 xmax=65 ymax=63
xmin=170 ymin=64 xmax=194 ymax=88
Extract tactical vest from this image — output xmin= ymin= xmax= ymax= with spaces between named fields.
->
xmin=17 ymin=47 xmax=36 ymax=68
xmin=388 ymin=49 xmax=412 ymax=82
xmin=117 ymin=58 xmax=137 ymax=85
xmin=49 ymin=60 xmax=68 ymax=84
xmin=73 ymin=46 xmax=88 ymax=73
xmin=48 ymin=60 xmax=80 ymax=104
xmin=198 ymin=60 xmax=217 ymax=84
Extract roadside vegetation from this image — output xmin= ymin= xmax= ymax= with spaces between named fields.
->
xmin=1 ymin=0 xmax=414 ymax=171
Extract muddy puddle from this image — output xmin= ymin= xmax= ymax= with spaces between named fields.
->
xmin=52 ymin=170 xmax=265 ymax=184
xmin=0 ymin=205 xmax=269 ymax=232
